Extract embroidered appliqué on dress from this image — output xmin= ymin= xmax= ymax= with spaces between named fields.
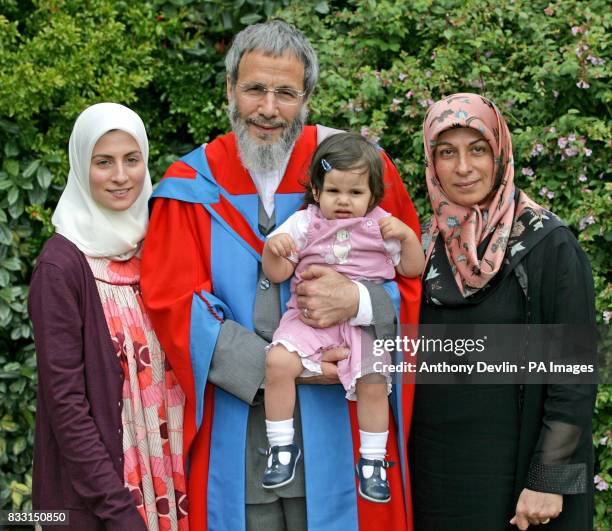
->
xmin=330 ymin=229 xmax=351 ymax=264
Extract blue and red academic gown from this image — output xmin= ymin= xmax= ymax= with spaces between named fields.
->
xmin=141 ymin=125 xmax=421 ymax=531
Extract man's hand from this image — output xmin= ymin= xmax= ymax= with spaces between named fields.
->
xmin=378 ymin=215 xmax=413 ymax=242
xmin=510 ymin=489 xmax=563 ymax=530
xmin=266 ymin=233 xmax=297 ymax=258
xmin=295 ymin=265 xmax=359 ymax=328
xmin=296 ymin=347 xmax=348 ymax=385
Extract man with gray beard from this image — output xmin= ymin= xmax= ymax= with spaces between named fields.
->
xmin=141 ymin=19 xmax=421 ymax=531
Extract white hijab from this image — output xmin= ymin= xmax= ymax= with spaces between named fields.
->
xmin=52 ymin=102 xmax=152 ymax=261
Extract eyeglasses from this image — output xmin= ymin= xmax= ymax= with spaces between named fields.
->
xmin=237 ymin=83 xmax=306 ymax=106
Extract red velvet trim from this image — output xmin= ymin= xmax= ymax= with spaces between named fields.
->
xmin=205 ymin=133 xmax=257 ymax=194
xmin=163 ymin=160 xmax=198 ymax=180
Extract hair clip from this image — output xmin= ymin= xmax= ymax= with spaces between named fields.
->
xmin=321 ymin=159 xmax=332 ymax=172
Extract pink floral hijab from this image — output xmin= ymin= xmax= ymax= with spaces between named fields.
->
xmin=422 ymin=93 xmax=557 ymax=302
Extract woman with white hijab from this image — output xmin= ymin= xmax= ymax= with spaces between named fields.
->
xmin=29 ymin=103 xmax=188 ymax=530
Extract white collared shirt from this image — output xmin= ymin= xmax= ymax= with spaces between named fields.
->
xmin=250 ymin=156 xmax=291 ymax=219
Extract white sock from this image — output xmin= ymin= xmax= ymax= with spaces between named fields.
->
xmin=359 ymin=429 xmax=388 ymax=461
xmin=359 ymin=430 xmax=389 ymax=479
xmin=266 ymin=418 xmax=294 ymax=447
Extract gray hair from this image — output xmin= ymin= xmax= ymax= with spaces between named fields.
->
xmin=225 ymin=19 xmax=319 ymax=99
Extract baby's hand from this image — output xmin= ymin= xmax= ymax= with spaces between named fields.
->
xmin=266 ymin=233 xmax=298 ymax=258
xmin=378 ymin=216 xmax=414 ymax=241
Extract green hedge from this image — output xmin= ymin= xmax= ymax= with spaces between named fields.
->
xmin=0 ymin=0 xmax=609 ymax=527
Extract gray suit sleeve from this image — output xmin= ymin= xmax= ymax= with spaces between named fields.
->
xmin=207 ymin=320 xmax=268 ymax=405
xmin=362 ymin=281 xmax=397 ymax=340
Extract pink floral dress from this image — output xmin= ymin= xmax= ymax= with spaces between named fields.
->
xmin=86 ymin=254 xmax=188 ymax=531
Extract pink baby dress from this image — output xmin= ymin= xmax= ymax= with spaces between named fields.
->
xmin=270 ymin=205 xmax=399 ymax=399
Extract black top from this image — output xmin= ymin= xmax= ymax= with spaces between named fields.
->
xmin=411 ymin=227 xmax=596 ymax=531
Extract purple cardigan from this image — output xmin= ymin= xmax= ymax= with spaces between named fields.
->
xmin=28 ymin=234 xmax=147 ymax=531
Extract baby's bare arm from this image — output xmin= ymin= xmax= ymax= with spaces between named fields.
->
xmin=378 ymin=216 xmax=425 ymax=278
xmin=262 ymin=233 xmax=297 ymax=283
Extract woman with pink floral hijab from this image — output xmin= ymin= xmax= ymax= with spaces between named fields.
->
xmin=411 ymin=93 xmax=596 ymax=530
xmin=29 ymin=103 xmax=188 ymax=530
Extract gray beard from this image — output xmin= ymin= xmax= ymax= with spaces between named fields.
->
xmin=228 ymin=101 xmax=308 ymax=174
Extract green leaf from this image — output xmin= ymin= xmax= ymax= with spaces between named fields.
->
xmin=10 ymin=481 xmax=30 ymax=496
xmin=12 ymin=437 xmax=26 ymax=456
xmin=4 ymin=141 xmax=19 ymax=158
xmin=222 ymin=11 xmax=234 ymax=30
xmin=5 ymin=159 xmax=19 ymax=177
xmin=9 ymin=378 xmax=26 ymax=394
xmin=28 ymin=186 xmax=47 ymax=205
xmin=0 ymin=119 xmax=19 ymax=135
xmin=2 ymin=257 xmax=21 ymax=271
xmin=9 ymin=301 xmax=23 ymax=313
xmin=20 ymin=366 xmax=35 ymax=379
xmin=314 ymin=1 xmax=329 ymax=14
xmin=11 ymin=489 xmax=23 ymax=508
xmin=0 ymin=418 xmax=18 ymax=432
xmin=7 ymin=187 xmax=19 ymax=205
xmin=22 ymin=159 xmax=40 ymax=179
xmin=0 ymin=289 xmax=13 ymax=304
xmin=36 ymin=166 xmax=53 ymax=189
xmin=559 ymin=60 xmax=578 ymax=76
xmin=0 ymin=269 xmax=9 ymax=288
xmin=263 ymin=0 xmax=275 ymax=17
xmin=239 ymin=13 xmax=262 ymax=25
xmin=20 ymin=324 xmax=31 ymax=339
xmin=9 ymin=199 xmax=23 ymax=220
xmin=184 ymin=47 xmax=208 ymax=57
xmin=2 ymin=362 xmax=20 ymax=374
xmin=0 ymin=224 xmax=12 ymax=245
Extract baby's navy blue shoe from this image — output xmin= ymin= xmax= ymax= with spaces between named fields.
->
xmin=355 ymin=457 xmax=393 ymax=503
xmin=262 ymin=443 xmax=301 ymax=489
